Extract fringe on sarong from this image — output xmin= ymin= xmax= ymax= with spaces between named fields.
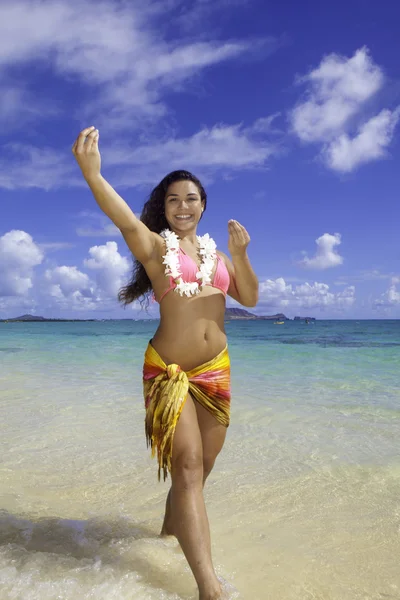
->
xmin=143 ymin=343 xmax=231 ymax=481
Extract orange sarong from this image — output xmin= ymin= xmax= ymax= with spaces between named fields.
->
xmin=143 ymin=343 xmax=231 ymax=481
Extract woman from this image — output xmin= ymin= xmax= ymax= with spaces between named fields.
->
xmin=72 ymin=126 xmax=259 ymax=600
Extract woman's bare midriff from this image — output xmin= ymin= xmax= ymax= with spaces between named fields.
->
xmin=151 ymin=287 xmax=227 ymax=371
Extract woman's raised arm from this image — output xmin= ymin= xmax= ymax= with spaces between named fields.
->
xmin=72 ymin=126 xmax=160 ymax=264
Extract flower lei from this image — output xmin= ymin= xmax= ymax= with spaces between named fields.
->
xmin=160 ymin=229 xmax=217 ymax=297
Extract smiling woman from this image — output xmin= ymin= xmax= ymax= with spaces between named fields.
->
xmin=118 ymin=170 xmax=208 ymax=307
xmin=72 ymin=125 xmax=258 ymax=600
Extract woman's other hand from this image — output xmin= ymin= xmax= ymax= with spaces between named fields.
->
xmin=228 ymin=220 xmax=250 ymax=257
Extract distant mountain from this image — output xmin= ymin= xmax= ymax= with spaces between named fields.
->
xmin=293 ymin=316 xmax=316 ymax=321
xmin=225 ymin=308 xmax=289 ymax=320
xmin=225 ymin=308 xmax=258 ymax=319
xmin=2 ymin=311 xmax=298 ymax=323
xmin=7 ymin=314 xmax=46 ymax=321
xmin=1 ymin=314 xmax=96 ymax=322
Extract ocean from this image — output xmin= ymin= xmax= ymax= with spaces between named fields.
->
xmin=0 ymin=319 xmax=399 ymax=600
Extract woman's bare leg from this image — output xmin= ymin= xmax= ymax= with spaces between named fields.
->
xmin=161 ymin=399 xmax=227 ymax=549
xmin=167 ymin=393 xmax=222 ymax=599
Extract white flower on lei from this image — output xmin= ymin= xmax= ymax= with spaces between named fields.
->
xmin=160 ymin=229 xmax=217 ymax=297
xmin=199 ymin=233 xmax=216 ymax=255
xmin=162 ymin=229 xmax=180 ymax=250
xmin=162 ymin=254 xmax=180 ymax=279
xmin=175 ymin=280 xmax=200 ymax=297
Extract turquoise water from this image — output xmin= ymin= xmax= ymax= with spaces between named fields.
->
xmin=0 ymin=320 xmax=399 ymax=599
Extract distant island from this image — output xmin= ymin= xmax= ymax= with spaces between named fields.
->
xmin=1 ymin=310 xmax=305 ymax=322
xmin=293 ymin=316 xmax=316 ymax=321
xmin=0 ymin=314 xmax=97 ymax=322
xmin=225 ymin=308 xmax=290 ymax=320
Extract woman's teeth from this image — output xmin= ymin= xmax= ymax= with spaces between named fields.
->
xmin=175 ymin=215 xmax=191 ymax=220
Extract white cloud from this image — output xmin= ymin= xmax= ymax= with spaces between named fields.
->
xmin=334 ymin=285 xmax=357 ymax=309
xmin=291 ymin=47 xmax=383 ymax=143
xmin=374 ymin=278 xmax=400 ymax=308
xmin=258 ymin=277 xmax=355 ymax=311
xmin=0 ymin=230 xmax=43 ymax=296
xmin=43 ymin=241 xmax=131 ymax=308
xmin=44 ymin=265 xmax=93 ymax=296
xmin=77 ymin=223 xmax=121 ymax=238
xmin=324 ymin=108 xmax=400 ymax=172
xmin=108 ymin=122 xmax=277 ymax=167
xmin=0 ymin=229 xmax=133 ymax=314
xmin=174 ymin=0 xmax=250 ymax=32
xmin=43 ymin=265 xmax=98 ymax=312
xmin=84 ymin=241 xmax=130 ymax=298
xmin=38 ymin=242 xmax=76 ymax=251
xmin=0 ymin=78 xmax=59 ymax=130
xmin=0 ymin=83 xmax=35 ymax=129
xmin=0 ymin=227 xmax=358 ymax=317
xmin=0 ymin=1 xmax=280 ymax=189
xmin=76 ymin=211 xmax=121 ymax=238
xmin=334 ymin=270 xmax=398 ymax=285
xmin=0 ymin=119 xmax=280 ymax=190
xmin=0 ymin=144 xmax=79 ymax=191
xmin=251 ymin=113 xmax=283 ymax=134
xmin=47 ymin=292 xmax=98 ymax=313
xmin=299 ymin=233 xmax=344 ymax=270
xmin=0 ymin=295 xmax=37 ymax=313
xmin=0 ymin=0 xmax=253 ymax=127
xmin=290 ymin=47 xmax=399 ymax=172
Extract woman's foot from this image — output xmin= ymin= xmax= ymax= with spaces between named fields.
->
xmin=214 ymin=577 xmax=240 ymax=599
xmin=200 ymin=577 xmax=240 ymax=600
xmin=199 ymin=581 xmax=222 ymax=600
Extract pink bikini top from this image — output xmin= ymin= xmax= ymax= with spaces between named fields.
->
xmin=155 ymin=247 xmax=230 ymax=303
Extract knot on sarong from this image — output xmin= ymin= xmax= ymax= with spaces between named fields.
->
xmin=143 ymin=341 xmax=231 ymax=481
xmin=166 ymin=363 xmax=181 ymax=379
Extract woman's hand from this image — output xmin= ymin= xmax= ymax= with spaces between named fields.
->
xmin=228 ymin=219 xmax=250 ymax=257
xmin=72 ymin=126 xmax=101 ymax=182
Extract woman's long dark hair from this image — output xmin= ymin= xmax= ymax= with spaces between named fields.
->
xmin=118 ymin=170 xmax=207 ymax=309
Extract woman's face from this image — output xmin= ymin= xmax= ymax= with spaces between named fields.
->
xmin=164 ymin=180 xmax=204 ymax=233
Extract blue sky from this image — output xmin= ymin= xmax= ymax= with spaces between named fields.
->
xmin=1 ymin=0 xmax=399 ymax=319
